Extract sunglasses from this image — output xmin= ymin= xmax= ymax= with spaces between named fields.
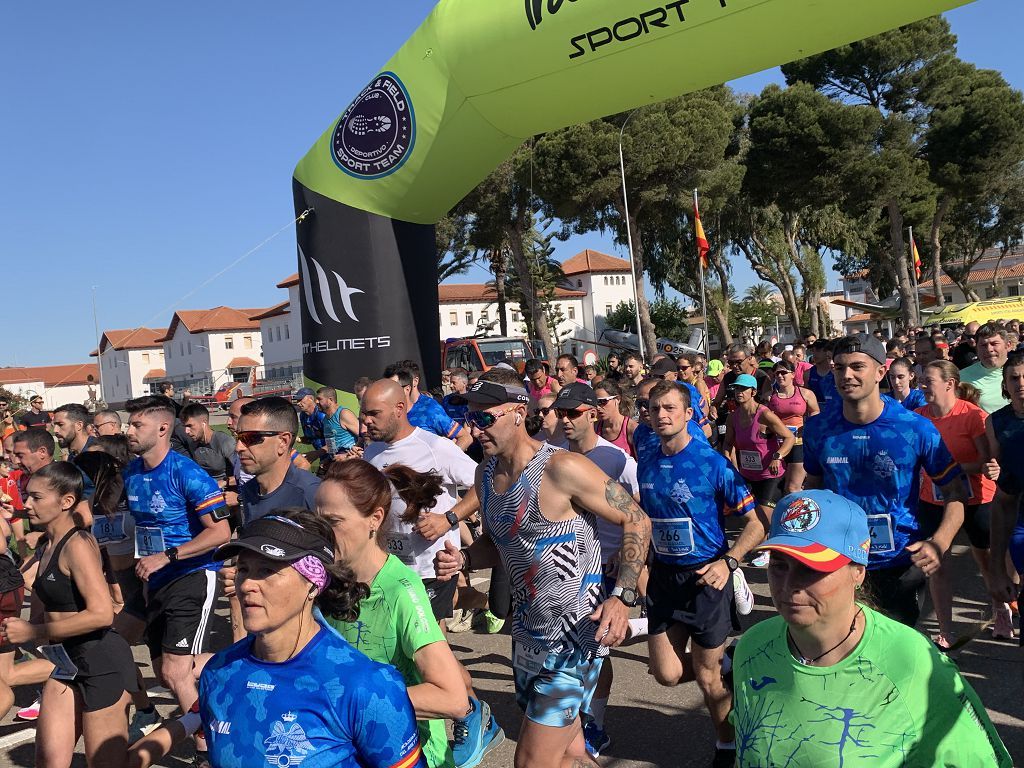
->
xmin=774 ymin=369 xmax=793 ymax=376
xmin=535 ymin=407 xmax=552 ymax=417
xmin=596 ymin=396 xmax=618 ymax=405
xmin=465 ymin=407 xmax=517 ymax=431
xmin=727 ymin=358 xmax=746 ymax=368
xmin=636 ymin=398 xmax=650 ymax=410
xmin=677 ymin=365 xmax=692 ymax=372
xmin=555 ymin=407 xmax=592 ymax=420
xmin=236 ymin=430 xmax=286 ymax=447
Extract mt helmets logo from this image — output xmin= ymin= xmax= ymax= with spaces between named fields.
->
xmin=331 ymin=72 xmax=415 ymax=179
xmin=780 ymin=497 xmax=821 ymax=533
xmin=298 ymin=246 xmax=364 ymax=326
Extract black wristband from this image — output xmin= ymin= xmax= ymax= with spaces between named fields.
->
xmin=460 ymin=548 xmax=472 ymax=573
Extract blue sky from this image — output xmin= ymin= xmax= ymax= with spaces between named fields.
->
xmin=1 ymin=0 xmax=1018 ymax=366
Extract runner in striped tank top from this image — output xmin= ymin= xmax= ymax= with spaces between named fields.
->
xmin=435 ymin=373 xmax=651 ymax=768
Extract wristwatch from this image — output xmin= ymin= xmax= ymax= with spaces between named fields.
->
xmin=610 ymin=586 xmax=640 ymax=607
xmin=445 ymin=511 xmax=460 ymax=529
xmin=164 ymin=547 xmax=180 ymax=563
xmin=771 ymin=451 xmax=783 ymax=461
xmin=723 ymin=555 xmax=739 ymax=572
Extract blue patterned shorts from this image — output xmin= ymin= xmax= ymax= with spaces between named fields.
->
xmin=512 ymin=643 xmax=604 ymax=727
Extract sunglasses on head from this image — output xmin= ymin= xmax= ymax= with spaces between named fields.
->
xmin=236 ymin=430 xmax=286 ymax=447
xmin=465 ymin=407 xmax=517 ymax=431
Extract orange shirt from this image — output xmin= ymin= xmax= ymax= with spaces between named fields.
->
xmin=915 ymin=399 xmax=994 ymax=505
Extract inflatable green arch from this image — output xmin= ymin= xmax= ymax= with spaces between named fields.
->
xmin=292 ymin=0 xmax=971 ymax=391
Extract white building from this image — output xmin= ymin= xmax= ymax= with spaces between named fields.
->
xmin=439 ymin=249 xmax=637 ymax=359
xmin=160 ymin=307 xmax=268 ymax=393
xmin=0 ymin=364 xmax=101 ymax=410
xmin=251 ymin=274 xmax=303 ymax=380
xmin=91 ymin=328 xmax=166 ymax=406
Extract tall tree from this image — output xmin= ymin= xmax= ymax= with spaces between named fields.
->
xmin=783 ymin=16 xmax=958 ymax=326
xmin=435 ymin=212 xmax=477 ymax=283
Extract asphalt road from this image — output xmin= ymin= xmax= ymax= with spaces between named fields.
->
xmin=1 ymin=536 xmax=1021 ymax=767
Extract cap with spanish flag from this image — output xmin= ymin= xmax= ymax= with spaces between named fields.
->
xmin=754 ymin=490 xmax=870 ymax=572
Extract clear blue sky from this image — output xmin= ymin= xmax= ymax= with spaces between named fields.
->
xmin=1 ymin=0 xmax=1018 ymax=366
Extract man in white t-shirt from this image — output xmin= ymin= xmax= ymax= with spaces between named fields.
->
xmin=554 ymin=382 xmax=642 ymax=759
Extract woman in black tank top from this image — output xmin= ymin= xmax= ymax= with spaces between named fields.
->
xmin=0 ymin=461 xmax=137 ymax=767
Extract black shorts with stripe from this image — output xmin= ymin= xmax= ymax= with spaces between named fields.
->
xmin=145 ymin=569 xmax=219 ymax=658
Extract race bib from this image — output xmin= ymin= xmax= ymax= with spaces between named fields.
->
xmin=867 ymin=514 xmax=895 ymax=554
xmin=40 ymin=644 xmax=78 ymax=681
xmin=739 ymin=451 xmax=764 ymax=472
xmin=92 ymin=513 xmax=127 ymax=544
xmin=512 ymin=644 xmax=547 ymax=677
xmin=135 ymin=526 xmax=166 ymax=558
xmin=651 ymin=517 xmax=695 ymax=558
xmin=717 ymin=424 xmax=728 ymax=436
xmin=385 ymin=531 xmax=414 ymax=565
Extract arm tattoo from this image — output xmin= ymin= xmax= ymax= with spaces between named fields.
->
xmin=605 ymin=479 xmax=650 ymax=592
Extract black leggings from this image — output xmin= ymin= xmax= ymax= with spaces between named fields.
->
xmin=487 ymin=563 xmax=511 ymax=620
xmin=865 ymin=563 xmax=927 ymax=628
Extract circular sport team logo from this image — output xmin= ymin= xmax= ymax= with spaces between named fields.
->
xmin=331 ymin=72 xmax=415 ymax=180
xmin=780 ymin=497 xmax=821 ymax=533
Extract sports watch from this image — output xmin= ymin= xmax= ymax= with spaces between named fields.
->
xmin=164 ymin=547 xmax=180 ymax=563
xmin=610 ymin=586 xmax=640 ymax=607
xmin=723 ymin=555 xmax=739 ymax=572
xmin=445 ymin=511 xmax=460 ymax=528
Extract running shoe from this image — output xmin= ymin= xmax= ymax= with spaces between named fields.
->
xmin=711 ymin=747 xmax=737 ymax=768
xmin=992 ymin=603 xmax=1016 ymax=640
xmin=447 ymin=608 xmax=474 ymax=634
xmin=732 ymin=568 xmax=755 ymax=616
xmin=128 ymin=706 xmax=162 ymax=743
xmin=583 ymin=719 xmax=612 ymax=758
xmin=751 ymin=551 xmax=770 ymax=568
xmin=452 ymin=697 xmax=504 ymax=768
xmin=15 ymin=697 xmax=40 ymax=721
xmin=482 ymin=610 xmax=505 ymax=634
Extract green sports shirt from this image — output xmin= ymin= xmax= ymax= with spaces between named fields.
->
xmin=328 ymin=555 xmax=453 ymax=768
xmin=730 ymin=606 xmax=1011 ymax=767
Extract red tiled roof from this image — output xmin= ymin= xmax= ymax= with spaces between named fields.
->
xmin=0 ymin=364 xmax=100 ymax=388
xmin=143 ymin=368 xmax=166 ymax=380
xmin=843 ymin=312 xmax=876 ymax=323
xmin=438 ymin=284 xmax=587 ymax=303
xmin=226 ymin=357 xmax=260 ymax=369
xmin=277 ymin=273 xmax=299 ymax=288
xmin=159 ymin=307 xmax=266 ymax=342
xmin=934 ymin=262 xmax=1024 ymax=288
xmin=93 ymin=328 xmax=165 ymax=355
xmin=250 ymin=301 xmax=290 ymax=321
xmin=561 ymin=249 xmax=632 ymax=276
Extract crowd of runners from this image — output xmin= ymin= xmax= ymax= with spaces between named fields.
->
xmin=0 ymin=319 xmax=1020 ymax=767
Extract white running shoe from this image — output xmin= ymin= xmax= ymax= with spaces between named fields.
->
xmin=732 ymin=568 xmax=755 ymax=616
xmin=751 ymin=551 xmax=770 ymax=568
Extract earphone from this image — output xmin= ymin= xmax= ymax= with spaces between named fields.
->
xmin=514 ymin=415 xmax=521 ymax=425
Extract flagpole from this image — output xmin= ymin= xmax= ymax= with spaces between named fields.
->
xmin=695 ymin=189 xmax=711 ymax=355
xmin=909 ymin=226 xmax=921 ymax=328
xmin=619 ymin=110 xmax=645 ymax=364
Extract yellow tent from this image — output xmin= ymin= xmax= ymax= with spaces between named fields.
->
xmin=924 ymin=296 xmax=1024 ymax=325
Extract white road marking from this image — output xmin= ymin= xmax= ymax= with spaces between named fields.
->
xmin=0 ymin=726 xmax=36 ymax=750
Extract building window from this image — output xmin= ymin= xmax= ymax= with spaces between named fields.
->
xmin=142 ymin=352 xmax=150 ymax=365
xmin=943 ymin=293 xmax=953 ymax=303
xmin=243 ymin=335 xmax=253 ymax=349
xmin=1008 ymin=285 xmax=1020 ymax=297
xmin=604 ymin=276 xmax=609 ymax=286
xmin=284 ymin=325 xmax=290 ymax=340
xmin=188 ymin=341 xmax=192 ymax=355
xmin=577 ymin=279 xmax=583 ymax=288
xmin=605 ymin=304 xmax=613 ymax=315
xmin=449 ymin=311 xmax=458 ymax=325
xmin=465 ymin=311 xmax=473 ymax=325
xmin=512 ymin=310 xmax=521 ymax=322
xmin=568 ymin=306 xmax=576 ymax=320
xmin=180 ymin=342 xmax=184 ymax=356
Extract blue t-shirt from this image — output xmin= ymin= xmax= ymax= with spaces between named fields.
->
xmin=803 ymin=396 xmax=962 ymax=570
xmin=638 ymin=437 xmax=755 ymax=567
xmin=199 ymin=625 xmax=426 ymax=768
xmin=441 ymin=393 xmax=469 ymax=424
xmin=408 ymin=394 xmax=462 ymax=440
xmin=239 ymin=464 xmax=321 ymax=524
xmin=679 ymin=382 xmax=710 ymax=432
xmin=991 ymin=404 xmax=1024 ymax=572
xmin=124 ymin=450 xmax=226 ymax=591
xmin=806 ymin=366 xmax=838 ymax=406
xmin=633 ymin=422 xmax=707 ymax=466
xmin=895 ymin=388 xmax=927 ymax=411
xmin=324 ymin=408 xmax=357 ymax=454
xmin=300 ymin=408 xmax=327 ymax=452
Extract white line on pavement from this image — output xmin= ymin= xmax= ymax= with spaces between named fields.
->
xmin=0 ymin=726 xmax=36 ymax=750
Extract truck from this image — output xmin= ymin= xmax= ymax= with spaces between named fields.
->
xmin=441 ymin=337 xmax=540 ymax=373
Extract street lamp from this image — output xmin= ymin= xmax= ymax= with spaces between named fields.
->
xmin=92 ymin=286 xmax=104 ymax=404
xmin=619 ymin=108 xmax=646 ymax=364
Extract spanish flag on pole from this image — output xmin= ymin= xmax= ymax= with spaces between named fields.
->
xmin=694 ymin=190 xmax=710 ymax=270
xmin=911 ymin=233 xmax=923 ymax=281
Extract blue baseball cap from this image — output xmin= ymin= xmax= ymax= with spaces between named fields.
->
xmin=754 ymin=490 xmax=870 ymax=572
xmin=293 ymin=387 xmax=316 ymax=401
xmin=733 ymin=373 xmax=758 ymax=389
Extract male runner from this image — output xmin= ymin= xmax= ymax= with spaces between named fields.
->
xmin=294 ymin=386 xmax=328 ymax=466
xmin=92 ymin=408 xmax=123 ymax=437
xmin=803 ymin=333 xmax=967 ymax=627
xmin=962 ymin=323 xmax=1011 ymax=413
xmin=316 ymin=385 xmax=359 ymax=457
xmin=804 ymin=339 xmax=838 ymax=408
xmin=554 ymin=354 xmax=586 ymax=387
xmin=52 ymin=403 xmax=95 ymax=459
xmin=180 ymin=402 xmax=235 ymax=484
xmin=124 ymin=395 xmax=231 ymax=764
xmin=639 ymin=381 xmax=765 ymax=768
xmin=436 ymin=369 xmax=651 ymax=768
xmin=621 ymin=352 xmax=645 ymax=388
xmin=385 ymin=360 xmax=473 ymax=450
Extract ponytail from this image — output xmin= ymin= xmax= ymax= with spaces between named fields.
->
xmin=925 ymin=360 xmax=977 ymax=404
xmin=383 ymin=465 xmax=444 ymax=524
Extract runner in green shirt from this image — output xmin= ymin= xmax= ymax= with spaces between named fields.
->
xmin=731 ymin=490 xmax=1011 ymax=767
xmin=317 ymin=459 xmax=473 ymax=768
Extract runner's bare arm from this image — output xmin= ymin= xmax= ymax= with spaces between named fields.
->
xmin=434 ymin=533 xmax=500 ymax=581
xmin=407 ymin=640 xmax=471 ymax=720
xmin=987 ymin=489 xmax=1018 ymax=603
xmin=727 ymin=508 xmax=769 ymax=563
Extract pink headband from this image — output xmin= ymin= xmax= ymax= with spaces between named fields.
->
xmin=292 ymin=555 xmax=330 ymax=595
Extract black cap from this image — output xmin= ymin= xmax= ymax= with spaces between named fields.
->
xmin=215 ymin=516 xmax=335 ymax=566
xmin=464 ymin=380 xmax=530 ymax=406
xmin=833 ymin=333 xmax=887 ymax=365
xmin=650 ymin=358 xmax=676 ymax=377
xmin=552 ymin=382 xmax=598 ymax=409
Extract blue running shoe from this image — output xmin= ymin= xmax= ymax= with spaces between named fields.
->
xmin=453 ymin=697 xmax=505 ymax=768
xmin=583 ymin=719 xmax=611 ymax=758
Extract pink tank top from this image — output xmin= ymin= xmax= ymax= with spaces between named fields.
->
xmin=607 ymin=416 xmax=635 ymax=458
xmin=732 ymin=406 xmax=783 ymax=481
xmin=769 ymin=387 xmax=807 ymax=430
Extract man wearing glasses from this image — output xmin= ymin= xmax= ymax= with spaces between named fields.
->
xmin=436 ymin=369 xmax=650 ymax=768
xmin=711 ymin=343 xmax=770 ymax=442
xmin=19 ymin=396 xmax=51 ymax=432
xmin=92 ymin=409 xmax=123 ymax=436
xmin=123 ymin=395 xmax=232 ymax=765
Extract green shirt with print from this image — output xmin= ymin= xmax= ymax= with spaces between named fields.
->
xmin=730 ymin=605 xmax=1011 ymax=767
xmin=328 ymin=555 xmax=452 ymax=768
